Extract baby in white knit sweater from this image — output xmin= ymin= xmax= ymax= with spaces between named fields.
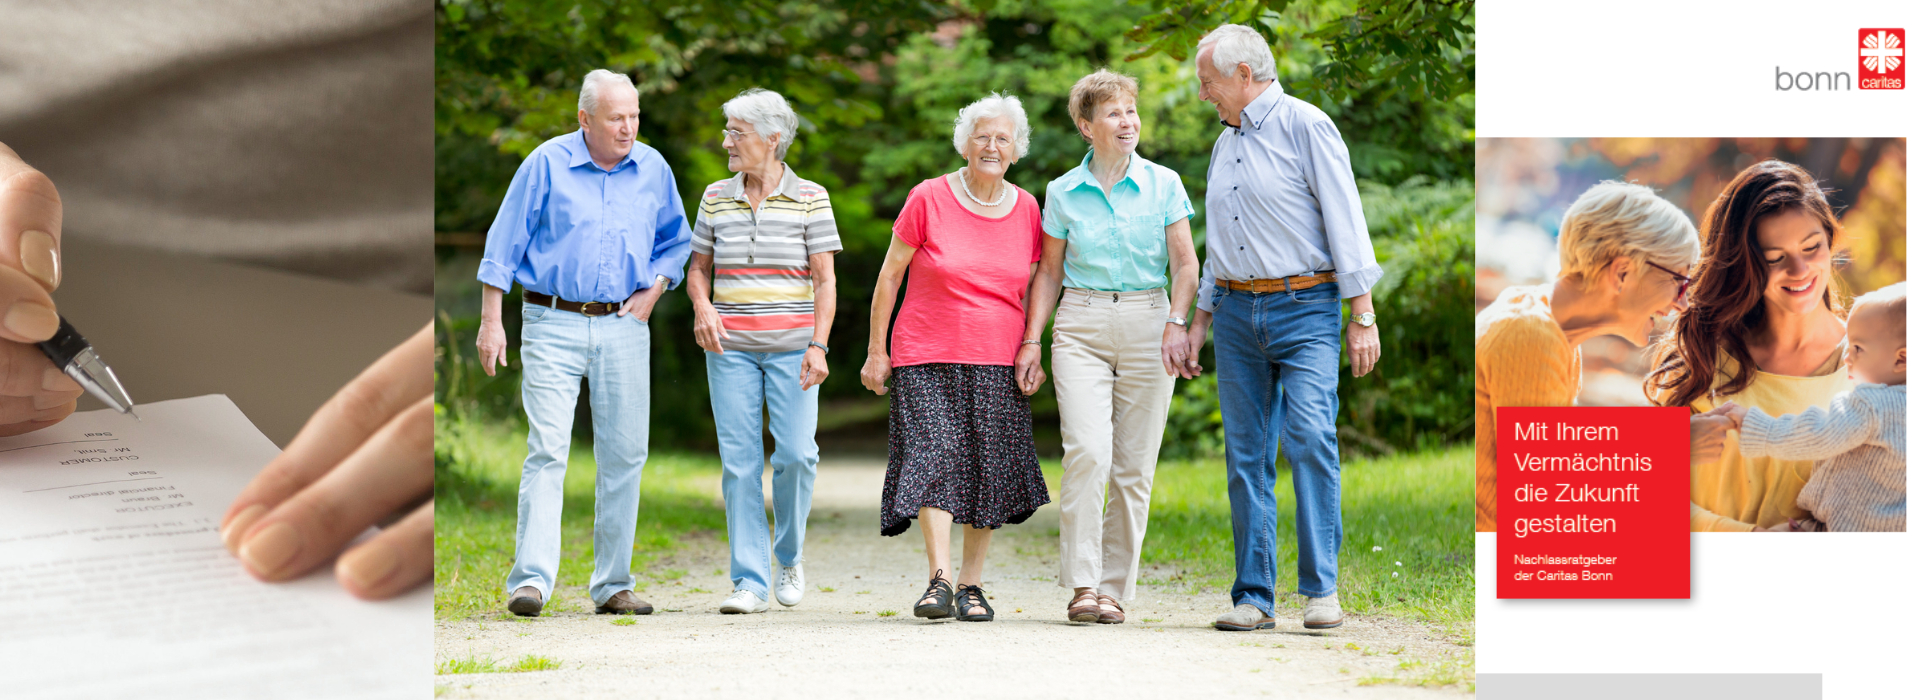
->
xmin=1714 ymin=282 xmax=1906 ymax=532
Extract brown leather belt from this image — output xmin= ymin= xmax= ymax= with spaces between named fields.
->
xmin=524 ymin=291 xmax=620 ymax=317
xmin=1219 ymin=271 xmax=1337 ymax=294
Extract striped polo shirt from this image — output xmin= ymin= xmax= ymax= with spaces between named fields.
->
xmin=690 ymin=164 xmax=842 ymax=352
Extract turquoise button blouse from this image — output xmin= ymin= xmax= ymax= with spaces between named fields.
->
xmin=1041 ymin=149 xmax=1195 ymax=292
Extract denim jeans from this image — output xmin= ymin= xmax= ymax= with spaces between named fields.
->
xmin=706 ymin=348 xmax=820 ymax=598
xmin=504 ymin=303 xmax=651 ymax=606
xmin=1211 ymin=282 xmax=1343 ymax=611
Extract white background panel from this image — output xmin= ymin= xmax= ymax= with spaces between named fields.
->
xmin=1477 ymin=1 xmax=1908 ymax=695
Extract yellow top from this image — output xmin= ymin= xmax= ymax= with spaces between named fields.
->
xmin=1474 ymin=284 xmax=1582 ymax=532
xmin=1684 ymin=350 xmax=1851 ymax=531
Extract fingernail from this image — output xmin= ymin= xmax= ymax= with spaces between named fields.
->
xmin=42 ymin=366 xmax=76 ymax=392
xmin=338 ymin=542 xmax=400 ymax=592
xmin=4 ymin=301 xmax=58 ymax=340
xmin=20 ymin=230 xmax=60 ymax=289
xmin=240 ymin=521 xmax=301 ymax=575
xmin=222 ymin=504 xmax=267 ymax=551
xmin=32 ymin=391 xmax=68 ymax=410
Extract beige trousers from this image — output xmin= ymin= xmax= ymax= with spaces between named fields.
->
xmin=1051 ymin=287 xmax=1175 ymax=602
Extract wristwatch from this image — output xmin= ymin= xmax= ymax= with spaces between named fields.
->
xmin=808 ymin=341 xmax=830 ymax=354
xmin=1165 ymin=317 xmax=1188 ymax=327
xmin=1351 ymin=312 xmax=1377 ymax=327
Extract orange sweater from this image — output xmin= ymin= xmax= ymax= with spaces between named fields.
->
xmin=1474 ymin=285 xmax=1582 ymax=532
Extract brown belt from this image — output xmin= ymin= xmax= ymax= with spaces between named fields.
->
xmin=1219 ymin=271 xmax=1337 ymax=294
xmin=524 ymin=291 xmax=621 ymax=317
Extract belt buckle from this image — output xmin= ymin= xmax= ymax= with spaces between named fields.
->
xmin=580 ymin=301 xmax=607 ymax=316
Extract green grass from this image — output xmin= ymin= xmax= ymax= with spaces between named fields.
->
xmin=435 ymin=654 xmax=564 ymax=675
xmin=434 ymin=412 xmax=726 ymax=619
xmin=1037 ymin=445 xmax=1474 ymax=635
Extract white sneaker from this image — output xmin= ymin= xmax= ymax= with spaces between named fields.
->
xmin=719 ymin=589 xmax=769 ymax=614
xmin=775 ymin=563 xmax=805 ymax=607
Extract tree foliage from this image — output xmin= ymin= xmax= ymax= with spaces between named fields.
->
xmin=435 ymin=0 xmax=1475 ymax=453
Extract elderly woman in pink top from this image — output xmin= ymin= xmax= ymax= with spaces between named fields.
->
xmin=860 ymin=93 xmax=1050 ymax=623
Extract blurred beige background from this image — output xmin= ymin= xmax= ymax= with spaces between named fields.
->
xmin=0 ymin=0 xmax=432 ymax=293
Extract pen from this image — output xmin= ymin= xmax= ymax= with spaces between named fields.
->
xmin=37 ymin=315 xmax=137 ymax=419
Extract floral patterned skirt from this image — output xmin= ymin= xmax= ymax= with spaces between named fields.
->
xmin=879 ymin=363 xmax=1050 ymax=536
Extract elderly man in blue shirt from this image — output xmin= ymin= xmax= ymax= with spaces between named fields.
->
xmin=1181 ymin=25 xmax=1383 ymax=633
xmin=473 ymin=69 xmax=692 ymax=617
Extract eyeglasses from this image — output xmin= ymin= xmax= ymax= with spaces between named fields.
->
xmin=970 ymin=134 xmax=1013 ymax=150
xmin=1645 ymin=261 xmax=1692 ymax=304
xmin=719 ymin=128 xmax=757 ymax=141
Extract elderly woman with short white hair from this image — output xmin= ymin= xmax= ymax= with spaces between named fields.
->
xmin=860 ymin=92 xmax=1050 ymax=622
xmin=1474 ymin=181 xmax=1703 ymax=532
xmin=685 ymin=87 xmax=842 ymax=614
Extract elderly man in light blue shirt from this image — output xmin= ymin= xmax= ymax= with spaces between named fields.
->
xmin=1183 ymin=25 xmax=1383 ymax=634
xmin=473 ymin=69 xmax=692 ymax=618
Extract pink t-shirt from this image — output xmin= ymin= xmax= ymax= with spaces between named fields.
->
xmin=889 ymin=176 xmax=1043 ymax=367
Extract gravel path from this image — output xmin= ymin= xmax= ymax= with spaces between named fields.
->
xmin=435 ymin=457 xmax=1472 ymax=698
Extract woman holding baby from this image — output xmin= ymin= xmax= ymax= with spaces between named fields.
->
xmin=1649 ymin=160 xmax=1903 ymax=533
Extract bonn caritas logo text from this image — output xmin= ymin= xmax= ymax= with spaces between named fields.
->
xmin=1859 ymin=29 xmax=1904 ymax=89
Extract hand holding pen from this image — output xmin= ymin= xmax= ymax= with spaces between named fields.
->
xmin=0 ymin=141 xmax=85 ymax=436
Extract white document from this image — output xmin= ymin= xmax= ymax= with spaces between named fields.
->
xmin=0 ymin=395 xmax=428 ymax=698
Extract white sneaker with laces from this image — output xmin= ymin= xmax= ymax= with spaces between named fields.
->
xmin=775 ymin=563 xmax=805 ymax=606
xmin=719 ymin=588 xmax=769 ymax=614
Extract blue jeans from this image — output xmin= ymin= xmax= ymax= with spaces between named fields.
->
xmin=1212 ymin=282 xmax=1343 ymax=611
xmin=706 ymin=349 xmax=820 ymax=598
xmin=505 ymin=303 xmax=650 ymax=606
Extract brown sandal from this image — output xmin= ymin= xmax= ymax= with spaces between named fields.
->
xmin=1067 ymin=590 xmax=1100 ymax=623
xmin=1096 ymin=595 xmax=1125 ymax=624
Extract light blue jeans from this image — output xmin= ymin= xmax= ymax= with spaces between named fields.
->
xmin=1212 ymin=282 xmax=1343 ymax=612
xmin=504 ymin=302 xmax=650 ymax=606
xmin=706 ymin=348 xmax=820 ymax=598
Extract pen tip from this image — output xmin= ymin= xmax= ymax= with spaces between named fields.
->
xmin=129 ymin=410 xmax=141 ymax=422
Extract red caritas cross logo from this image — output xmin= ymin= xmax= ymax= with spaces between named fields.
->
xmin=1858 ymin=28 xmax=1905 ymax=89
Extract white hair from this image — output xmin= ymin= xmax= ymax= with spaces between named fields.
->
xmin=951 ymin=92 xmax=1031 ymax=160
xmin=578 ymin=69 xmax=638 ymax=115
xmin=722 ymin=88 xmax=799 ymax=161
xmin=1557 ymin=181 xmax=1701 ymax=281
xmin=1198 ymin=24 xmax=1277 ymax=83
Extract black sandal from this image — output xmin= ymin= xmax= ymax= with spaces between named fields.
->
xmin=913 ymin=570 xmax=954 ymax=619
xmin=955 ymin=584 xmax=994 ymax=622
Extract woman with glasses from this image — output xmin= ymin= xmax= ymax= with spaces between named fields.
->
xmin=1647 ymin=160 xmax=1858 ymax=532
xmin=685 ymin=88 xmax=842 ymax=614
xmin=1474 ymin=182 xmax=1701 ymax=532
xmin=861 ymin=92 xmax=1049 ymax=622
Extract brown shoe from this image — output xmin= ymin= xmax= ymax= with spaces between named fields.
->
xmin=595 ymin=590 xmax=654 ymax=615
xmin=506 ymin=586 xmax=544 ymax=617
xmin=1096 ymin=595 xmax=1125 ymax=624
xmin=1067 ymin=590 xmax=1100 ymax=623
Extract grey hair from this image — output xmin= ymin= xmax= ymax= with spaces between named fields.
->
xmin=1197 ymin=24 xmax=1277 ymax=83
xmin=578 ymin=69 xmax=638 ymax=115
xmin=1557 ymin=181 xmax=1701 ymax=281
xmin=951 ymin=92 xmax=1031 ymax=160
xmin=722 ymin=88 xmax=799 ymax=161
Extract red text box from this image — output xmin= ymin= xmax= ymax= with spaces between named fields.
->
xmin=1496 ymin=406 xmax=1689 ymax=599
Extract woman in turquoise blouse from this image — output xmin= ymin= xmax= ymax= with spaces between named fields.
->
xmin=1014 ymin=69 xmax=1199 ymax=625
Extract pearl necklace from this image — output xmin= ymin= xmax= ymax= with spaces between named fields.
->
xmin=957 ymin=167 xmax=1010 ymax=207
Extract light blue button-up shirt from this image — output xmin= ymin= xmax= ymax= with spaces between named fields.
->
xmin=477 ymin=130 xmax=692 ymax=303
xmin=1196 ymin=81 xmax=1381 ymax=312
xmin=1042 ymin=149 xmax=1195 ymax=292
